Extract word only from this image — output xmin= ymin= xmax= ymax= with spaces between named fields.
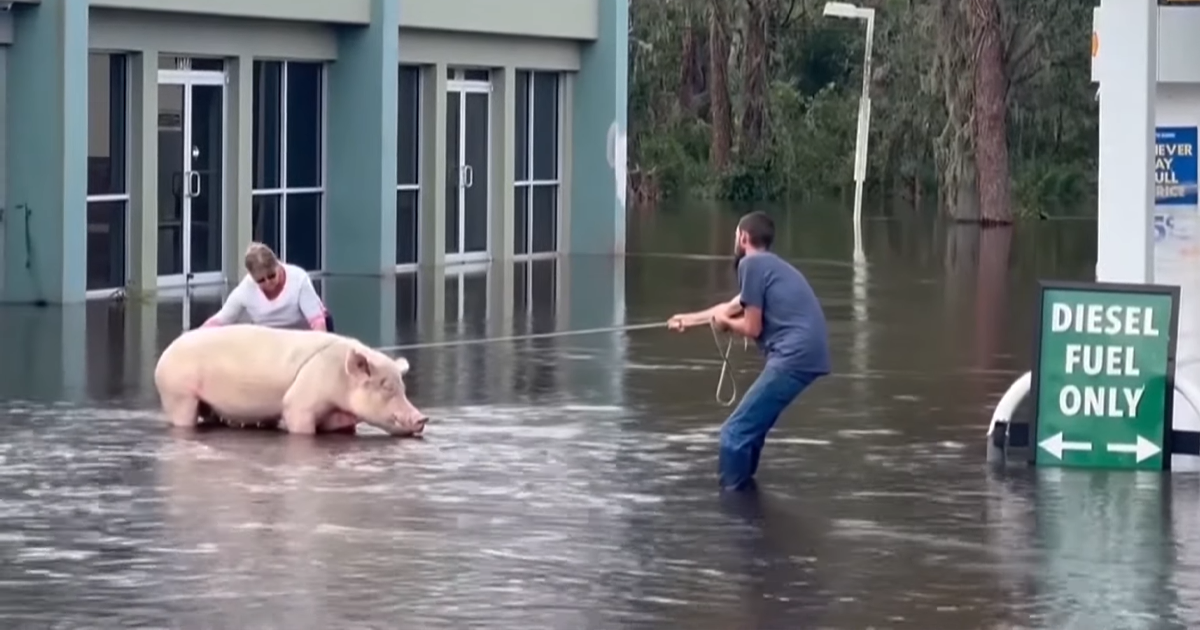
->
xmin=1050 ymin=302 xmax=1159 ymax=419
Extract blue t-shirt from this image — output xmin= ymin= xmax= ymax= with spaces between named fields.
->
xmin=737 ymin=252 xmax=831 ymax=376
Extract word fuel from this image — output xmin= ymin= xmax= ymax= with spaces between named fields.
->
xmin=1050 ymin=302 xmax=1158 ymax=418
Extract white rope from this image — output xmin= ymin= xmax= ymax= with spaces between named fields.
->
xmin=710 ymin=319 xmax=746 ymax=407
xmin=376 ymin=321 xmax=668 ymax=352
xmin=375 ymin=319 xmax=745 ymax=406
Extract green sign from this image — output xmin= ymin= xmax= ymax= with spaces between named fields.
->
xmin=1032 ymin=281 xmax=1180 ymax=470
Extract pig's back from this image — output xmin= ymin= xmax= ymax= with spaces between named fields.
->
xmin=156 ymin=326 xmax=345 ymax=419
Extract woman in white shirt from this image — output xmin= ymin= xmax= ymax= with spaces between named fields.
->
xmin=202 ymin=241 xmax=333 ymax=331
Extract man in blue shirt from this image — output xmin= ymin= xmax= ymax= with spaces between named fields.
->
xmin=668 ymin=211 xmax=830 ymax=491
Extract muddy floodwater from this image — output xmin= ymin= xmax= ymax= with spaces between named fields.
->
xmin=1 ymin=205 xmax=1194 ymax=629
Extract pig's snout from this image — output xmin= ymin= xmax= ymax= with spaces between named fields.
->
xmin=389 ymin=407 xmax=428 ymax=436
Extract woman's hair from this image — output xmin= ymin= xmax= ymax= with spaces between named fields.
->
xmin=244 ymin=241 xmax=279 ymax=275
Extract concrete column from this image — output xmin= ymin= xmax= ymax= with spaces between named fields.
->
xmin=325 ymin=0 xmax=398 ymax=275
xmin=1096 ymin=0 xmax=1157 ymax=284
xmin=559 ymin=73 xmax=575 ymax=253
xmin=122 ymin=300 xmax=159 ymax=395
xmin=419 ymin=62 xmax=447 ymax=267
xmin=490 ymin=67 xmax=516 ymax=260
xmin=0 ymin=48 xmax=8 ymax=297
xmin=567 ymin=0 xmax=628 ymax=256
xmin=0 ymin=305 xmax=85 ymax=401
xmin=128 ymin=50 xmax=158 ymax=295
xmin=488 ymin=67 xmax=515 ymax=328
xmin=224 ymin=54 xmax=254 ymax=279
xmin=416 ymin=265 xmax=445 ymax=340
xmin=324 ymin=276 xmax=396 ymax=348
xmin=3 ymin=0 xmax=89 ymax=303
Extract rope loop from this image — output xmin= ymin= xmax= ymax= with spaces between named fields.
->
xmin=710 ymin=318 xmax=740 ymax=407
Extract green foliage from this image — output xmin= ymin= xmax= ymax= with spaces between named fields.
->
xmin=628 ymin=0 xmax=1101 ymax=212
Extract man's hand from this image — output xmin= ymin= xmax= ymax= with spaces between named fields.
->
xmin=712 ymin=311 xmax=734 ymax=332
xmin=667 ymin=315 xmax=689 ymax=332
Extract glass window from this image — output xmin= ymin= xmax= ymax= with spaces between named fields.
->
xmin=285 ymin=192 xmax=323 ymax=271
xmin=515 ymin=71 xmax=530 ymax=182
xmin=512 ymin=70 xmax=562 ymax=256
xmin=397 ymin=189 xmax=419 ymax=265
xmin=191 ymin=58 xmax=226 ymax=71
xmin=531 ymin=185 xmax=557 ymax=254
xmin=252 ymin=61 xmax=283 ymax=190
xmin=252 ymin=194 xmax=282 ymax=255
xmin=286 ymin=62 xmax=323 ymax=188
xmin=87 ymin=53 xmax=127 ymax=196
xmin=85 ymin=201 xmax=127 ymax=291
xmin=532 ymin=73 xmax=559 ymax=181
xmin=87 ymin=53 xmax=129 ymax=291
xmin=252 ymin=60 xmax=326 ymax=271
xmin=514 ymin=186 xmax=529 ymax=255
xmin=398 ymin=65 xmax=421 ymax=187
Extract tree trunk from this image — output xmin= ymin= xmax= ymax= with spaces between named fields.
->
xmin=707 ymin=0 xmax=733 ymax=173
xmin=969 ymin=0 xmax=1013 ymax=224
xmin=739 ymin=0 xmax=769 ymax=157
xmin=677 ymin=5 xmax=707 ymax=115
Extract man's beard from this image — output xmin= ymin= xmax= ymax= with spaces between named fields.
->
xmin=733 ymin=245 xmax=746 ymax=274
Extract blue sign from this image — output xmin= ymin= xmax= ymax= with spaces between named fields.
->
xmin=1155 ymin=126 xmax=1198 ymax=206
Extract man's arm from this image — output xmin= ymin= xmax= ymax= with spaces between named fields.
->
xmin=668 ymin=294 xmax=744 ymax=330
xmin=202 ymin=283 xmax=247 ymax=328
xmin=716 ymin=259 xmax=764 ymax=339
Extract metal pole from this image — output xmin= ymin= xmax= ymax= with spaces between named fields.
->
xmin=851 ymin=11 xmax=875 ymax=264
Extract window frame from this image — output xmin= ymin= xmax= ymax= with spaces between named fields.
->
xmin=85 ymin=51 xmax=133 ymax=296
xmin=513 ymin=70 xmax=564 ymax=260
xmin=396 ymin=64 xmax=423 ymax=271
xmin=250 ymin=59 xmax=328 ymax=272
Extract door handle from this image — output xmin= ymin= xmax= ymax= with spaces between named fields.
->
xmin=463 ymin=164 xmax=474 ymax=188
xmin=189 ymin=171 xmax=201 ymax=197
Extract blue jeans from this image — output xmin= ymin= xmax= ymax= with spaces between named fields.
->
xmin=718 ymin=365 xmax=820 ymax=491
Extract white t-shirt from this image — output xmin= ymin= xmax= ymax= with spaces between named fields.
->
xmin=212 ymin=263 xmax=326 ymax=329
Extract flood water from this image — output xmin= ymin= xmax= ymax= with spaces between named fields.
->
xmin=0 ymin=203 xmax=1192 ymax=629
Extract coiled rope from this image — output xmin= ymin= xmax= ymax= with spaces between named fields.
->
xmin=376 ymin=319 xmax=744 ymax=407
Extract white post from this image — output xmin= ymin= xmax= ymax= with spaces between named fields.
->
xmin=852 ymin=10 xmax=874 ymax=265
xmin=1095 ymin=0 xmax=1157 ymax=284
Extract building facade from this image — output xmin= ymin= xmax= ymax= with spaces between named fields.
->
xmin=0 ymin=0 xmax=628 ymax=303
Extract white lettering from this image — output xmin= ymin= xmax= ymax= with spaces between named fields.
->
xmin=1052 ymin=303 xmax=1072 ymax=332
xmin=1086 ymin=304 xmax=1103 ymax=333
xmin=1104 ymin=305 xmax=1123 ymax=335
xmin=1084 ymin=387 xmax=1104 ymax=416
xmin=1049 ymin=303 xmax=1159 ymax=336
xmin=1124 ymin=386 xmax=1145 ymax=415
xmin=1057 ymin=385 xmax=1146 ymax=418
xmin=1143 ymin=307 xmax=1159 ymax=336
xmin=1064 ymin=344 xmax=1082 ymax=374
xmin=1060 ymin=385 xmax=1081 ymax=416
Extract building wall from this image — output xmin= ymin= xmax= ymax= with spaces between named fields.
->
xmin=0 ymin=0 xmax=628 ymax=304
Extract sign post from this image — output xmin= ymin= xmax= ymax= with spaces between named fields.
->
xmin=1032 ymin=281 xmax=1181 ymax=470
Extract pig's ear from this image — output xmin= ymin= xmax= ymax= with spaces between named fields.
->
xmin=345 ymin=350 xmax=372 ymax=377
xmin=394 ymin=356 xmax=410 ymax=375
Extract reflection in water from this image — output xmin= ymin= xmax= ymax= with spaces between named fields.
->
xmin=1 ymin=207 xmax=1196 ymax=627
xmin=974 ymin=227 xmax=1013 ymax=370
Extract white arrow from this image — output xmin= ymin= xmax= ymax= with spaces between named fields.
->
xmin=1039 ymin=432 xmax=1093 ymax=459
xmin=1106 ymin=436 xmax=1162 ymax=463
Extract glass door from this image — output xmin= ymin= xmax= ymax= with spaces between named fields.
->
xmin=445 ymin=71 xmax=491 ymax=264
xmin=157 ymin=67 xmax=225 ymax=289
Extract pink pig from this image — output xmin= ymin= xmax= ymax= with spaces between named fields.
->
xmin=154 ymin=324 xmax=428 ymax=436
